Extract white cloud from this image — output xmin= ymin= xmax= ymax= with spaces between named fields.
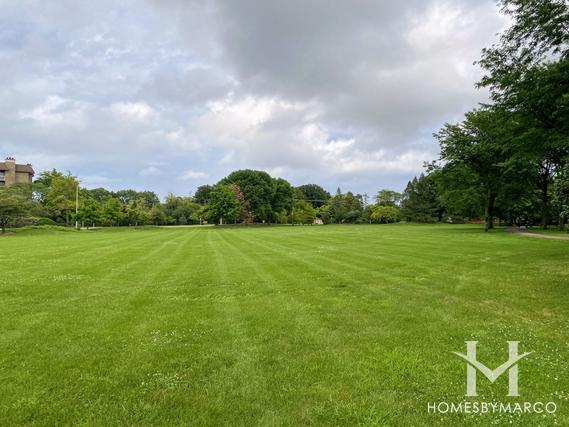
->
xmin=0 ymin=0 xmax=507 ymax=196
xmin=139 ymin=165 xmax=162 ymax=177
xmin=18 ymin=95 xmax=90 ymax=127
xmin=180 ymin=169 xmax=209 ymax=180
xmin=110 ymin=102 xmax=156 ymax=122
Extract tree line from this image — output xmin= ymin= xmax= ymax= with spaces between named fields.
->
xmin=0 ymin=168 xmax=405 ymax=232
xmin=400 ymin=0 xmax=569 ymax=231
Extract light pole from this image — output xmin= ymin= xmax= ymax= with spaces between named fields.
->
xmin=75 ymin=183 xmax=79 ymax=229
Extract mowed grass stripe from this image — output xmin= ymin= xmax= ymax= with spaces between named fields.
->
xmin=216 ymin=230 xmax=400 ymax=425
xmin=1 ymin=229 xmax=199 ymax=424
xmin=213 ymin=230 xmax=393 ymax=425
xmin=1 ymin=229 xmax=183 ymax=307
xmin=220 ymin=228 xmax=443 ymax=423
xmin=250 ymin=226 xmax=568 ymax=341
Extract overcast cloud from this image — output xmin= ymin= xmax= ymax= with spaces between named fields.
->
xmin=0 ymin=0 xmax=507 ymax=197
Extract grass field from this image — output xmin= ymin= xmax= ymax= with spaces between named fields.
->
xmin=1 ymin=224 xmax=568 ymax=426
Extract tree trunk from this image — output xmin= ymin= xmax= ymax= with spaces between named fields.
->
xmin=541 ymin=177 xmax=549 ymax=229
xmin=560 ymin=215 xmax=566 ymax=232
xmin=485 ymin=190 xmax=495 ymax=232
xmin=538 ymin=160 xmax=553 ymax=230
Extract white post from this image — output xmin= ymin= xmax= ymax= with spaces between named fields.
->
xmin=75 ymin=183 xmax=79 ymax=229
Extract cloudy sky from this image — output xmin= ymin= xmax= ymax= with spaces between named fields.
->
xmin=0 ymin=0 xmax=507 ymax=198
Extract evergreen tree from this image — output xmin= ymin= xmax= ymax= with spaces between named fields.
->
xmin=400 ymin=174 xmax=439 ymax=223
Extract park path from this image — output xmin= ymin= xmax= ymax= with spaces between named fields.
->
xmin=508 ymin=227 xmax=569 ymax=241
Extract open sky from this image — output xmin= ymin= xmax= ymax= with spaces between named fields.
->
xmin=0 ymin=0 xmax=507 ymax=198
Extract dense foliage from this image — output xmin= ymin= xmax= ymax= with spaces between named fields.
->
xmin=1 ymin=167 xmax=403 ymax=229
xmin=402 ymin=0 xmax=569 ymax=231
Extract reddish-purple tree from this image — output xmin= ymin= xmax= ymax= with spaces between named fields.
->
xmin=228 ymin=183 xmax=255 ymax=224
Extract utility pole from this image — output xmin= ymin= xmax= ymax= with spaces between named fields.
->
xmin=75 ymin=183 xmax=79 ymax=230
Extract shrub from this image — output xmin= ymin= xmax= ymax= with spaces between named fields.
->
xmin=35 ymin=217 xmax=58 ymax=226
xmin=370 ymin=205 xmax=399 ymax=224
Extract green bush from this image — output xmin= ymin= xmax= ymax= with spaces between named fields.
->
xmin=370 ymin=205 xmax=400 ymax=224
xmin=35 ymin=217 xmax=58 ymax=226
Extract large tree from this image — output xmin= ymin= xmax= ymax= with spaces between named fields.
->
xmin=194 ymin=185 xmax=213 ymax=205
xmin=436 ymin=109 xmax=514 ymax=230
xmin=427 ymin=162 xmax=485 ymax=222
xmin=149 ymin=204 xmax=167 ymax=225
xmin=163 ymin=194 xmax=201 ymax=225
xmin=77 ymin=198 xmax=102 ymax=228
xmin=207 ymin=184 xmax=241 ymax=225
xmin=0 ymin=184 xmax=35 ymax=233
xmin=272 ymin=178 xmax=294 ymax=219
xmin=45 ymin=174 xmax=80 ymax=226
xmin=478 ymin=0 xmax=569 ymax=228
xmin=220 ymin=170 xmax=275 ymax=222
xmin=115 ymin=190 xmax=159 ymax=208
xmin=400 ymin=174 xmax=439 ymax=223
xmin=228 ymin=183 xmax=255 ymax=224
xmin=124 ymin=199 xmax=150 ymax=226
xmin=86 ymin=187 xmax=114 ymax=203
xmin=33 ymin=169 xmax=64 ymax=204
xmin=295 ymin=184 xmax=331 ymax=208
xmin=554 ymin=164 xmax=569 ymax=230
xmin=101 ymin=198 xmax=124 ymax=226
xmin=292 ymin=199 xmax=316 ymax=224
xmin=478 ymin=0 xmax=568 ymax=101
xmin=508 ymin=59 xmax=569 ymax=227
xmin=375 ymin=189 xmax=402 ymax=207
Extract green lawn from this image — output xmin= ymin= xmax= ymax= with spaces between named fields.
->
xmin=1 ymin=224 xmax=568 ymax=426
